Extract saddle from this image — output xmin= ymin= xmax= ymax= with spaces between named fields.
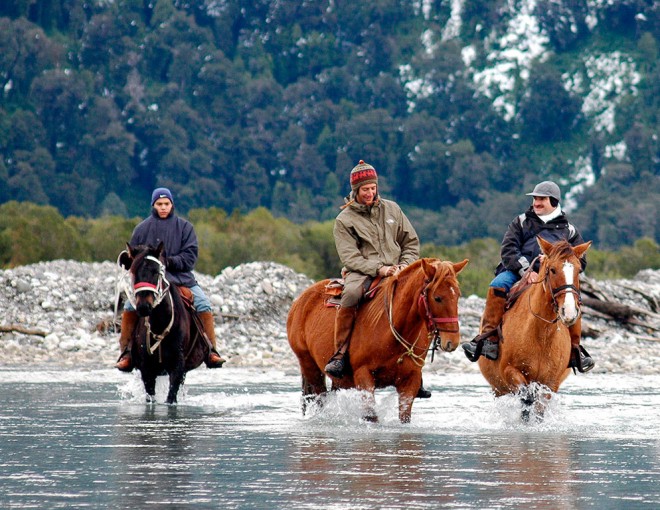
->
xmin=324 ymin=276 xmax=384 ymax=307
xmin=178 ymin=286 xmax=195 ymax=311
xmin=176 ymin=285 xmax=211 ymax=349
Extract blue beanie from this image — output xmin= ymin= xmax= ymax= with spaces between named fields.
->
xmin=151 ymin=187 xmax=174 ymax=205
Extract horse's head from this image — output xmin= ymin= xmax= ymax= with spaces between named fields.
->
xmin=119 ymin=242 xmax=169 ymax=317
xmin=419 ymin=258 xmax=469 ymax=352
xmin=537 ymin=237 xmax=592 ymax=326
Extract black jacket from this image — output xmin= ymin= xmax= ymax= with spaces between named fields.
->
xmin=496 ymin=206 xmax=587 ymax=277
xmin=130 ymin=209 xmax=199 ymax=287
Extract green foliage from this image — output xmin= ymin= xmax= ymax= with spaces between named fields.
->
xmin=588 ymin=238 xmax=660 ymax=280
xmin=0 ymin=201 xmax=88 ymax=266
xmin=0 ymin=2 xmax=658 ymax=251
xmin=0 ymin=204 xmax=657 ymax=296
xmin=421 ymin=238 xmax=501 ymax=297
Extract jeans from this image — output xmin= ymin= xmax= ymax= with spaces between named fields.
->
xmin=490 ymin=270 xmax=519 ymax=292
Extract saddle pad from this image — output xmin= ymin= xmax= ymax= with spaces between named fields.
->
xmin=178 ymin=286 xmax=195 ymax=309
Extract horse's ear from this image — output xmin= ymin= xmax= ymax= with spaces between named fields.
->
xmin=421 ymin=258 xmax=436 ymax=279
xmin=573 ymin=240 xmax=592 ymax=259
xmin=155 ymin=241 xmax=164 ymax=258
xmin=537 ymin=236 xmax=553 ymax=255
xmin=453 ymin=259 xmax=469 ymax=274
xmin=119 ymin=244 xmax=133 ymax=270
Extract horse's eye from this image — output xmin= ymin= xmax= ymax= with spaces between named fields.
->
xmin=434 ymin=296 xmax=443 ymax=303
xmin=550 ymin=268 xmax=556 ymax=274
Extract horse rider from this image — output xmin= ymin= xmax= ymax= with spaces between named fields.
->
xmin=115 ymin=187 xmax=225 ymax=371
xmin=461 ymin=180 xmax=595 ymax=373
xmin=324 ymin=160 xmax=432 ymax=398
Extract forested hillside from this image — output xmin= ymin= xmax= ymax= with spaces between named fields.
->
xmin=0 ymin=0 xmax=658 ymax=249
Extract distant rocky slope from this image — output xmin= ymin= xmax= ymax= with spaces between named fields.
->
xmin=0 ymin=260 xmax=658 ymax=375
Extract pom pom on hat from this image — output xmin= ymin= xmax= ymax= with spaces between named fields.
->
xmin=151 ymin=187 xmax=174 ymax=205
xmin=350 ymin=160 xmax=378 ymax=192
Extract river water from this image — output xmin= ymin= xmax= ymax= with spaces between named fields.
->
xmin=1 ymin=366 xmax=659 ymax=509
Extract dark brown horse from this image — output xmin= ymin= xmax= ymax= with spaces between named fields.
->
xmin=478 ymin=237 xmax=591 ymax=418
xmin=287 ymin=258 xmax=469 ymax=423
xmin=119 ymin=242 xmax=209 ymax=404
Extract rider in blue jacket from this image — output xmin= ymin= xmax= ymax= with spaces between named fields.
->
xmin=461 ymin=181 xmax=594 ymax=373
xmin=115 ymin=187 xmax=225 ymax=371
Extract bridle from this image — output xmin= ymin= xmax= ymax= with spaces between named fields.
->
xmin=118 ymin=253 xmax=175 ymax=354
xmin=385 ymin=275 xmax=460 ymax=366
xmin=529 ymin=261 xmax=582 ymax=325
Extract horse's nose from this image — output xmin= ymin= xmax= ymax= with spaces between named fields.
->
xmin=136 ymin=302 xmax=152 ymax=317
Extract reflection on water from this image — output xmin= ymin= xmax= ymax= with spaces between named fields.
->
xmin=0 ymin=368 xmax=659 ymax=509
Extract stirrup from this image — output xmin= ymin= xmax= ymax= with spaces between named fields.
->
xmin=462 ymin=331 xmax=499 ymax=362
xmin=324 ymin=352 xmax=346 ymax=378
xmin=569 ymin=345 xmax=594 ymax=374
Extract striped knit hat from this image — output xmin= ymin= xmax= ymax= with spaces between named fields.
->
xmin=350 ymin=160 xmax=378 ymax=192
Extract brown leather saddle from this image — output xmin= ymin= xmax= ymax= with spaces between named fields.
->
xmin=324 ymin=276 xmax=384 ymax=307
xmin=177 ymin=286 xmax=207 ymax=343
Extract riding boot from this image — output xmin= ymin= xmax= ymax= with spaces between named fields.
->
xmin=462 ymin=287 xmax=507 ymax=362
xmin=416 ymin=378 xmax=432 ymax=399
xmin=199 ymin=311 xmax=226 ymax=368
xmin=115 ymin=310 xmax=138 ymax=372
xmin=568 ymin=320 xmax=594 ymax=373
xmin=324 ymin=306 xmax=357 ymax=378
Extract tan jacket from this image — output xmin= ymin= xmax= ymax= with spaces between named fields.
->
xmin=334 ymin=197 xmax=420 ymax=277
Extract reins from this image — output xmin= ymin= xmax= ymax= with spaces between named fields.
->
xmin=384 ymin=272 xmax=459 ymax=366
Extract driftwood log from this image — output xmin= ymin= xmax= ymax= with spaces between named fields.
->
xmin=580 ymin=275 xmax=660 ymax=337
xmin=0 ymin=324 xmax=48 ymax=337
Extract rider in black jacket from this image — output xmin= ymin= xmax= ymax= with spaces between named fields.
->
xmin=461 ymin=181 xmax=594 ymax=372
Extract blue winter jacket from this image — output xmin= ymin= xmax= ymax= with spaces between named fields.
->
xmin=130 ymin=209 xmax=199 ymax=287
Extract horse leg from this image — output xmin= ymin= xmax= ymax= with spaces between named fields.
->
xmin=397 ymin=376 xmax=421 ymax=424
xmin=353 ymin=368 xmax=378 ymax=422
xmin=299 ymin=357 xmax=327 ymax=415
xmin=166 ymin=369 xmax=185 ymax=405
xmin=143 ymin=374 xmax=157 ymax=404
xmin=519 ymin=385 xmax=552 ymax=423
xmin=166 ymin=354 xmax=186 ymax=405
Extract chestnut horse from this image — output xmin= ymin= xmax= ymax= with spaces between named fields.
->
xmin=478 ymin=237 xmax=591 ymax=419
xmin=287 ymin=257 xmax=469 ymax=423
xmin=118 ymin=242 xmax=209 ymax=404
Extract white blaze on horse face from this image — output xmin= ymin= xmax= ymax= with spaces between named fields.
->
xmin=561 ymin=261 xmax=578 ymax=322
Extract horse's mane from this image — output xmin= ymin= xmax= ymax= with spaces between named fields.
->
xmin=361 ymin=259 xmax=452 ymax=327
xmin=543 ymin=239 xmax=575 ymax=262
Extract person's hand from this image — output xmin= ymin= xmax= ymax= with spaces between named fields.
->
xmin=378 ymin=265 xmax=396 ymax=277
xmin=393 ymin=264 xmax=406 ymax=275
xmin=525 ymin=270 xmax=539 ymax=284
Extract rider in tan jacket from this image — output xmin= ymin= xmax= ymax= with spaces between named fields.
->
xmin=325 ymin=160 xmax=431 ymax=397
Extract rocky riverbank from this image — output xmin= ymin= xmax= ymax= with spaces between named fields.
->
xmin=1 ymin=260 xmax=658 ymax=375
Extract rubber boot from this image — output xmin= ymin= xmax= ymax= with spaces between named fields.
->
xmin=199 ymin=311 xmax=226 ymax=368
xmin=462 ymin=287 xmax=507 ymax=362
xmin=324 ymin=306 xmax=357 ymax=378
xmin=115 ymin=310 xmax=138 ymax=372
xmin=568 ymin=320 xmax=594 ymax=373
xmin=416 ymin=378 xmax=432 ymax=399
